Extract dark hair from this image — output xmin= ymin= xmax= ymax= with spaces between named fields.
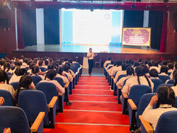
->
xmin=174 ymin=72 xmax=177 ymax=86
xmin=107 ymin=57 xmax=111 ymax=60
xmin=57 ymin=66 xmax=63 ymax=75
xmin=16 ymin=75 xmax=33 ymax=101
xmin=15 ymin=67 xmax=27 ymax=76
xmin=168 ymin=63 xmax=174 ymax=70
xmin=135 ymin=65 xmax=151 ymax=87
xmin=38 ymin=60 xmax=43 ymax=66
xmin=149 ymin=69 xmax=158 ymax=78
xmin=3 ymin=62 xmax=10 ymax=72
xmin=0 ymin=70 xmax=9 ymax=84
xmin=162 ymin=60 xmax=168 ymax=66
xmin=142 ymin=64 xmax=149 ymax=74
xmin=175 ymin=63 xmax=177 ymax=69
xmin=32 ymin=66 xmax=39 ymax=75
xmin=126 ymin=66 xmax=134 ymax=76
xmin=160 ymin=65 xmax=168 ymax=74
xmin=156 ymin=85 xmax=176 ymax=108
xmin=45 ymin=60 xmax=49 ymax=66
xmin=63 ymin=64 xmax=70 ymax=72
xmin=121 ymin=63 xmax=128 ymax=71
xmin=134 ymin=62 xmax=139 ymax=67
xmin=45 ymin=70 xmax=57 ymax=80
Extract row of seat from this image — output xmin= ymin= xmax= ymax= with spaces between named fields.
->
xmin=0 ymin=65 xmax=83 ymax=133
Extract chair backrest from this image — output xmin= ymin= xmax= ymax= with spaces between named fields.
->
xmin=0 ymin=106 xmax=31 ymax=133
xmin=114 ymin=71 xmax=118 ymax=78
xmin=128 ymin=85 xmax=152 ymax=107
xmin=54 ymin=77 xmax=65 ymax=87
xmin=166 ymin=79 xmax=174 ymax=85
xmin=151 ymin=79 xmax=163 ymax=93
xmin=36 ymin=82 xmax=58 ymax=104
xmin=136 ymin=93 xmax=155 ymax=127
xmin=31 ymin=75 xmax=42 ymax=86
xmin=10 ymin=82 xmax=19 ymax=91
xmin=0 ymin=90 xmax=14 ymax=106
xmin=18 ymin=90 xmax=49 ymax=125
xmin=155 ymin=111 xmax=177 ymax=133
xmin=39 ymin=67 xmax=47 ymax=72
xmin=175 ymin=97 xmax=177 ymax=108
xmin=117 ymin=74 xmax=126 ymax=82
xmin=159 ymin=75 xmax=170 ymax=83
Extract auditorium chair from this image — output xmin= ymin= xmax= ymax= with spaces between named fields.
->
xmin=39 ymin=67 xmax=47 ymax=72
xmin=113 ymin=74 xmax=126 ymax=96
xmin=36 ymin=82 xmax=64 ymax=113
xmin=166 ymin=79 xmax=174 ymax=85
xmin=139 ymin=111 xmax=177 ymax=133
xmin=121 ymin=85 xmax=152 ymax=115
xmin=0 ymin=90 xmax=14 ymax=106
xmin=31 ymin=75 xmax=42 ymax=86
xmin=158 ymin=75 xmax=170 ymax=83
xmin=151 ymin=79 xmax=163 ymax=93
xmin=54 ymin=77 xmax=70 ymax=103
xmin=111 ymin=71 xmax=118 ymax=91
xmin=0 ymin=106 xmax=45 ymax=133
xmin=128 ymin=93 xmax=155 ymax=131
xmin=18 ymin=90 xmax=57 ymax=128
xmin=10 ymin=81 xmax=19 ymax=90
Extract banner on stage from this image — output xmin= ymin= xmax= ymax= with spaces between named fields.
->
xmin=122 ymin=28 xmax=151 ymax=47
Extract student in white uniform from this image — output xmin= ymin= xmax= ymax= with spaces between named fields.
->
xmin=142 ymin=85 xmax=177 ymax=130
xmin=114 ymin=63 xmax=128 ymax=83
xmin=122 ymin=65 xmax=154 ymax=94
xmin=103 ymin=57 xmax=111 ymax=68
xmin=87 ymin=48 xmax=97 ymax=75
xmin=171 ymin=72 xmax=177 ymax=96
xmin=149 ymin=69 xmax=159 ymax=79
xmin=159 ymin=65 xmax=169 ymax=76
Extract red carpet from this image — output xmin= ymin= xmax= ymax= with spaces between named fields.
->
xmin=44 ymin=76 xmax=129 ymax=133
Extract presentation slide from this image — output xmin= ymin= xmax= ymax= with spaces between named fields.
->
xmin=122 ymin=28 xmax=151 ymax=47
xmin=61 ymin=9 xmax=123 ymax=45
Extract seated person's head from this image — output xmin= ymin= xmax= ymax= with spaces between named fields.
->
xmin=45 ymin=70 xmax=57 ymax=80
xmin=32 ymin=66 xmax=39 ymax=75
xmin=57 ymin=66 xmax=64 ymax=75
xmin=63 ymin=64 xmax=70 ymax=72
xmin=134 ymin=62 xmax=139 ymax=67
xmin=126 ymin=66 xmax=134 ymax=76
xmin=160 ymin=65 xmax=168 ymax=74
xmin=149 ymin=69 xmax=159 ymax=78
xmin=142 ymin=64 xmax=149 ymax=74
xmin=168 ymin=63 xmax=174 ymax=70
xmin=19 ymin=75 xmax=33 ymax=89
xmin=156 ymin=85 xmax=175 ymax=108
xmin=15 ymin=67 xmax=27 ymax=76
xmin=135 ymin=65 xmax=145 ymax=76
xmin=151 ymin=60 xmax=158 ymax=67
xmin=0 ymin=70 xmax=9 ymax=84
xmin=162 ymin=60 xmax=168 ymax=66
xmin=121 ymin=63 xmax=128 ymax=71
xmin=107 ymin=57 xmax=111 ymax=61
xmin=38 ymin=60 xmax=43 ymax=66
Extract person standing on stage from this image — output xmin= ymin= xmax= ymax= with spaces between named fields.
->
xmin=87 ymin=48 xmax=97 ymax=75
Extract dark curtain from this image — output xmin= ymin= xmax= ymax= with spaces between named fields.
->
xmin=44 ymin=8 xmax=59 ymax=45
xmin=21 ymin=9 xmax=37 ymax=47
xmin=123 ymin=10 xmax=144 ymax=27
xmin=17 ymin=9 xmax=24 ymax=49
xmin=148 ymin=11 xmax=163 ymax=50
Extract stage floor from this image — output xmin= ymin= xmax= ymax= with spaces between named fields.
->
xmin=23 ymin=44 xmax=159 ymax=54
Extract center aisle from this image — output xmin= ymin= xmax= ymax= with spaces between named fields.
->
xmin=44 ymin=76 xmax=129 ymax=133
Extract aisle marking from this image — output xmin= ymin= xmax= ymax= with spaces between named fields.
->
xmin=56 ymin=122 xmax=129 ymax=127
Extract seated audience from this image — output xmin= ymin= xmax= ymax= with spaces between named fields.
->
xmin=142 ymin=85 xmax=177 ymax=130
xmin=122 ymin=65 xmax=154 ymax=94
xmin=149 ymin=69 xmax=159 ymax=79
xmin=63 ymin=64 xmax=73 ymax=82
xmin=159 ymin=65 xmax=168 ymax=76
xmin=56 ymin=66 xmax=69 ymax=85
xmin=114 ymin=63 xmax=128 ymax=83
xmin=31 ymin=65 xmax=44 ymax=80
xmin=171 ymin=72 xmax=177 ymax=96
xmin=0 ymin=70 xmax=15 ymax=99
xmin=103 ymin=57 xmax=111 ymax=68
xmin=168 ymin=63 xmax=174 ymax=73
xmin=15 ymin=75 xmax=36 ymax=101
xmin=9 ymin=67 xmax=27 ymax=83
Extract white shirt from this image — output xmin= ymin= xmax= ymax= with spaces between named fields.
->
xmin=122 ymin=76 xmax=154 ymax=94
xmin=40 ymin=79 xmax=65 ymax=94
xmin=110 ymin=66 xmax=122 ymax=76
xmin=149 ymin=66 xmax=160 ymax=73
xmin=87 ymin=52 xmax=95 ymax=60
xmin=116 ymin=75 xmax=133 ymax=87
xmin=9 ymin=75 xmax=22 ymax=84
xmin=56 ymin=74 xmax=69 ymax=84
xmin=103 ymin=60 xmax=111 ymax=68
xmin=142 ymin=104 xmax=177 ymax=130
xmin=0 ymin=84 xmax=15 ymax=98
xmin=114 ymin=71 xmax=127 ymax=83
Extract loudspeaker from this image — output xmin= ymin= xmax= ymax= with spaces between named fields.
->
xmin=174 ymin=12 xmax=177 ymax=32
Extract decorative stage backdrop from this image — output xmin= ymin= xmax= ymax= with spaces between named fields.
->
xmin=122 ymin=28 xmax=151 ymax=47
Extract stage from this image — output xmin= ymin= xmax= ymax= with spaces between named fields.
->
xmin=10 ymin=44 xmax=175 ymax=67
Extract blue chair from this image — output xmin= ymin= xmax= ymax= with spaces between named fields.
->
xmin=151 ymin=79 xmax=163 ymax=92
xmin=18 ymin=90 xmax=57 ymax=128
xmin=10 ymin=82 xmax=19 ymax=91
xmin=113 ymin=74 xmax=126 ymax=96
xmin=159 ymin=75 xmax=170 ymax=83
xmin=36 ymin=82 xmax=64 ymax=113
xmin=166 ymin=79 xmax=174 ymax=85
xmin=0 ymin=90 xmax=14 ymax=106
xmin=129 ymin=93 xmax=155 ymax=131
xmin=31 ymin=75 xmax=42 ymax=86
xmin=39 ymin=67 xmax=47 ymax=72
xmin=140 ymin=111 xmax=177 ymax=133
xmin=127 ymin=85 xmax=152 ymax=130
xmin=0 ymin=106 xmax=45 ymax=133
